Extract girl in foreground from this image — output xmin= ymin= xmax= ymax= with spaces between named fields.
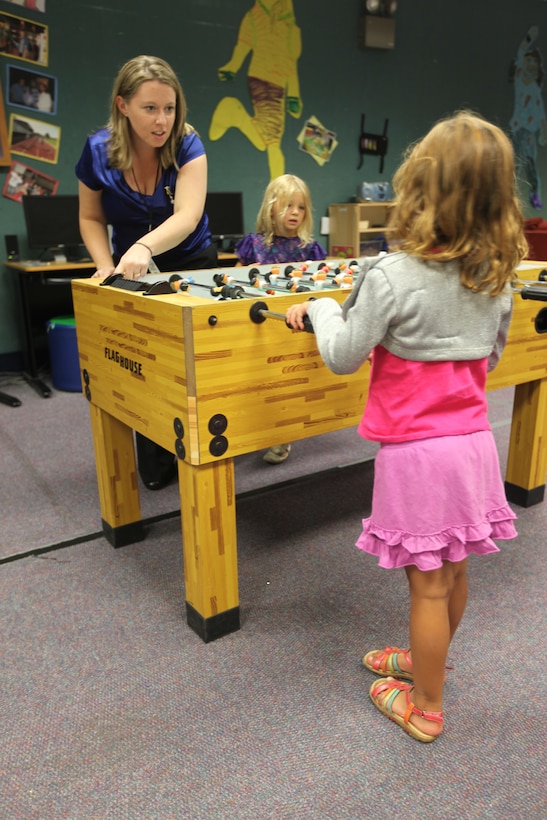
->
xmin=286 ymin=111 xmax=527 ymax=741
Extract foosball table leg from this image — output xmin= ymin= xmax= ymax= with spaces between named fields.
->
xmin=505 ymin=378 xmax=547 ymax=507
xmin=88 ymin=403 xmax=145 ymax=546
xmin=179 ymin=457 xmax=240 ymax=642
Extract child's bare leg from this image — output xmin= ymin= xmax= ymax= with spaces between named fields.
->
xmin=394 ymin=560 xmax=466 ymax=735
xmin=365 ymin=558 xmax=468 ymax=682
xmin=406 ymin=562 xmax=453 ymax=705
xmin=448 ymin=558 xmax=468 ymax=640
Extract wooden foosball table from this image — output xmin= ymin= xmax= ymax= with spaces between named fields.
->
xmin=71 ymin=260 xmax=547 ymax=641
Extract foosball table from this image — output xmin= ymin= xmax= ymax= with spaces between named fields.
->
xmin=71 ymin=259 xmax=547 ymax=641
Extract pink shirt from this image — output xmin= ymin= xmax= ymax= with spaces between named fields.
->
xmin=358 ymin=345 xmax=491 ymax=443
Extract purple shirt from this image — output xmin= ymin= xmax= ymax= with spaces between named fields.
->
xmin=235 ymin=233 xmax=326 ymax=265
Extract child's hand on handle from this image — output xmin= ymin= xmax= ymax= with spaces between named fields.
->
xmin=286 ymin=300 xmax=311 ymax=331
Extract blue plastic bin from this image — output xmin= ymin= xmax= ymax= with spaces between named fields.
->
xmin=46 ymin=316 xmax=82 ymax=392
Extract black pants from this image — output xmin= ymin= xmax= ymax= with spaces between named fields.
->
xmin=136 ymin=243 xmax=218 ymax=485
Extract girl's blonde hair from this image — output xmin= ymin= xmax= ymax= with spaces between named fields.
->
xmin=106 ymin=55 xmax=194 ymax=170
xmin=256 ymin=174 xmax=314 ymax=246
xmin=388 ymin=111 xmax=528 ymax=295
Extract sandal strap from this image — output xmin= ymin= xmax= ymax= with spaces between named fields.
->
xmin=373 ymin=646 xmax=412 ymax=676
xmin=403 ymin=688 xmax=444 ymax=725
xmin=370 ymin=677 xmax=412 ymax=712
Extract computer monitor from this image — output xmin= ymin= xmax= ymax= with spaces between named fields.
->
xmin=22 ymin=194 xmax=86 ymax=261
xmin=205 ymin=191 xmax=244 ymax=249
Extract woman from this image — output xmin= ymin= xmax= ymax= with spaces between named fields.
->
xmin=76 ymin=55 xmax=217 ymax=489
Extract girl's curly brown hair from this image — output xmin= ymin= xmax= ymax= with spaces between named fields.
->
xmin=388 ymin=111 xmax=528 ymax=295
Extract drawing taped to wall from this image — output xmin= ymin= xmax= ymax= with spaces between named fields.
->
xmin=297 ymin=116 xmax=338 ymax=166
xmin=509 ymin=26 xmax=547 ymax=209
xmin=208 ymin=0 xmax=303 ymax=180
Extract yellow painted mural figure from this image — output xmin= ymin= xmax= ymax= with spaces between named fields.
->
xmin=209 ymin=0 xmax=302 ymax=180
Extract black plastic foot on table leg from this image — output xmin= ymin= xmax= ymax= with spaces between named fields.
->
xmin=102 ymin=519 xmax=146 ymax=548
xmin=504 ymin=481 xmax=545 ymax=508
xmin=185 ymin=602 xmax=240 ymax=642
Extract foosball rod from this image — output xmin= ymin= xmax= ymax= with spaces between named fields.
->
xmin=169 ymin=274 xmax=253 ymax=300
xmin=249 ymin=301 xmax=315 ymax=333
xmin=248 ymin=265 xmax=355 ymax=289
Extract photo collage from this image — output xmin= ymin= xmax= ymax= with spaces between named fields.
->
xmin=0 ymin=1 xmax=59 ymax=201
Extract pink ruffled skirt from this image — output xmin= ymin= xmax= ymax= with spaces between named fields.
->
xmin=356 ymin=431 xmax=517 ymax=571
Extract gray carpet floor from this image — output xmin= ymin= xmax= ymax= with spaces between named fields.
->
xmin=0 ymin=376 xmax=545 ymax=819
xmin=0 ymin=378 xmax=380 ymax=559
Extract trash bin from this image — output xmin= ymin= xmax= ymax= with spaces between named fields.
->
xmin=46 ymin=316 xmax=82 ymax=392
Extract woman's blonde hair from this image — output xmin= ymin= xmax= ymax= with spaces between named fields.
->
xmin=256 ymin=174 xmax=314 ymax=246
xmin=106 ymin=55 xmax=193 ymax=170
xmin=388 ymin=110 xmax=528 ymax=295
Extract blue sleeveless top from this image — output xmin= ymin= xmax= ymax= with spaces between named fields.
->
xmin=75 ymin=128 xmax=212 ymax=270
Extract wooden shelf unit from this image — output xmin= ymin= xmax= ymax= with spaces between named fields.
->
xmin=328 ymin=201 xmax=393 ymax=258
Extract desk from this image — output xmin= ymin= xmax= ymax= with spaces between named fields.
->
xmin=5 ymin=261 xmax=95 ymax=397
xmin=217 ymin=251 xmax=238 ymax=266
xmin=71 ymin=261 xmax=547 ymax=642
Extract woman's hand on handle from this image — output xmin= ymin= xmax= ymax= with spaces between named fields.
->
xmin=91 ymin=266 xmax=115 ymax=279
xmin=113 ymin=242 xmax=153 ymax=280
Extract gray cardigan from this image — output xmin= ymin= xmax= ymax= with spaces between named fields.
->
xmin=307 ymin=252 xmax=513 ymax=375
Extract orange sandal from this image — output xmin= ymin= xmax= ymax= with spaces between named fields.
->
xmin=362 ymin=646 xmax=413 ymax=681
xmin=369 ymin=677 xmax=444 ymax=743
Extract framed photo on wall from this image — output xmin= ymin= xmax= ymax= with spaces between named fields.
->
xmin=3 ymin=1 xmax=46 ymax=13
xmin=2 ymin=158 xmax=58 ymax=202
xmin=0 ymin=83 xmax=11 ymax=167
xmin=0 ymin=11 xmax=48 ymax=66
xmin=9 ymin=112 xmax=60 ymax=164
xmin=6 ymin=64 xmax=57 ymax=115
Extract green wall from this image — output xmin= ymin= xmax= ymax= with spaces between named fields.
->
xmin=1 ymin=0 xmax=545 ymax=361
